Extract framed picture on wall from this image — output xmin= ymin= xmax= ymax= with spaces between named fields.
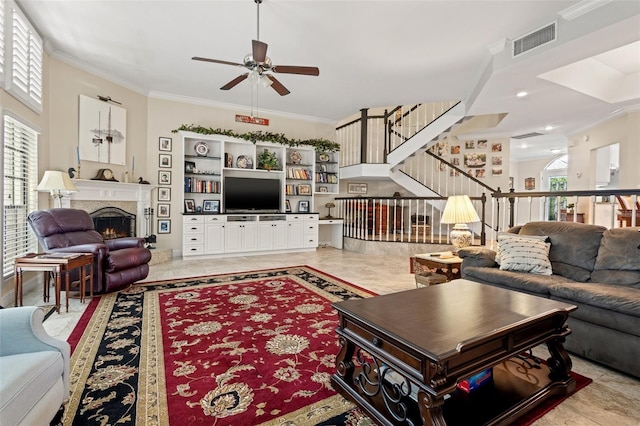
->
xmin=347 ymin=183 xmax=367 ymax=194
xmin=159 ymin=137 xmax=172 ymax=152
xmin=159 ymin=154 xmax=172 ymax=168
xmin=158 ymin=170 xmax=171 ymax=185
xmin=158 ymin=187 xmax=171 ymax=201
xmin=157 ymin=203 xmax=170 ymax=218
xmin=158 ymin=219 xmax=171 ymax=234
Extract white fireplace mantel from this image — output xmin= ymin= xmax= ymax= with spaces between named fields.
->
xmin=62 ymin=179 xmax=157 ymax=236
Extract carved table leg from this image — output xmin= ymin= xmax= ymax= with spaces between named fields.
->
xmin=546 ymin=335 xmax=572 ymax=381
xmin=335 ymin=335 xmax=356 ymax=384
xmin=418 ymin=389 xmax=447 ymax=426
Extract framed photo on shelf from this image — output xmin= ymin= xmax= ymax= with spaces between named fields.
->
xmin=157 ymin=203 xmax=170 ymax=218
xmin=159 ymin=137 xmax=172 ymax=152
xmin=347 ymin=183 xmax=368 ymax=194
xmin=203 ymin=200 xmax=220 ymax=213
xmin=184 ymin=161 xmax=196 ymax=173
xmin=298 ymin=184 xmax=312 ymax=195
xmin=159 ymin=154 xmax=172 ymax=168
xmin=158 ymin=170 xmax=171 ymax=185
xmin=318 ymin=186 xmax=328 ymax=193
xmin=184 ymin=199 xmax=196 ymax=213
xmin=158 ymin=187 xmax=171 ymax=201
xmin=299 ymin=200 xmax=310 ymax=212
xmin=285 ymin=200 xmax=292 ymax=212
xmin=158 ymin=219 xmax=171 ymax=234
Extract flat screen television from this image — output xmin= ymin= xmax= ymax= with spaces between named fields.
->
xmin=224 ymin=176 xmax=281 ymax=213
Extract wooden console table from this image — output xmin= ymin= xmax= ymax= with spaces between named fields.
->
xmin=14 ymin=253 xmax=94 ymax=313
xmin=332 ymin=279 xmax=577 ymax=425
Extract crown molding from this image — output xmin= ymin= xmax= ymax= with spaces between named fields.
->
xmin=567 ymin=104 xmax=640 ymax=135
xmin=147 ymin=91 xmax=336 ymax=125
xmin=558 ymin=0 xmax=613 ymax=21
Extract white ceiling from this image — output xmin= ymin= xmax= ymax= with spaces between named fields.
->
xmin=18 ymin=0 xmax=640 ymax=161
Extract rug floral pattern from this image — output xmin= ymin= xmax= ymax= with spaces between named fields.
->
xmin=64 ymin=266 xmax=369 ymax=425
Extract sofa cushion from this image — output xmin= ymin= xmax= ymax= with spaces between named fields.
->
xmin=497 ymin=234 xmax=552 ymax=275
xmin=462 ymin=266 xmax=571 ymax=296
xmin=495 ymin=232 xmax=549 ymax=264
xmin=0 ymin=351 xmax=63 ymax=425
xmin=549 ymin=282 xmax=640 ymax=318
xmin=518 ymin=222 xmax=606 ymax=282
xmin=591 ymin=228 xmax=640 ymax=287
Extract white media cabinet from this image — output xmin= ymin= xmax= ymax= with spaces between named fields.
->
xmin=183 ymin=213 xmax=319 ymax=258
xmin=179 ymin=131 xmax=339 ymax=258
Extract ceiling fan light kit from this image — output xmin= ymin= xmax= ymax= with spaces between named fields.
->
xmin=192 ymin=0 xmax=319 ymax=96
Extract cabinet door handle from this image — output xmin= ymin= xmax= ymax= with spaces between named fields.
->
xmin=191 ymin=238 xmax=197 ymax=241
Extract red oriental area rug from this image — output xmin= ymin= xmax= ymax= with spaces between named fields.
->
xmin=65 ymin=266 xmax=371 ymax=425
xmin=65 ymin=266 xmax=591 ymax=426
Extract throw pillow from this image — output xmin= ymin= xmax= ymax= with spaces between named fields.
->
xmin=497 ymin=235 xmax=552 ymax=275
xmin=495 ymin=233 xmax=549 ymax=264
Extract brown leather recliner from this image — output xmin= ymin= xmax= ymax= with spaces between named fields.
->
xmin=27 ymin=208 xmax=152 ymax=293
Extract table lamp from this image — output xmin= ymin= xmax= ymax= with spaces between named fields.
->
xmin=441 ymin=195 xmax=480 ymax=249
xmin=325 ymin=202 xmax=336 ymax=219
xmin=37 ymin=170 xmax=78 ymax=208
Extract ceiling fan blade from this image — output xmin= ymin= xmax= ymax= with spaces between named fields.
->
xmin=192 ymin=57 xmax=244 ymax=67
xmin=272 ymin=65 xmax=320 ymax=76
xmin=252 ymin=40 xmax=268 ymax=63
xmin=267 ymin=75 xmax=290 ymax=96
xmin=220 ymin=73 xmax=249 ymax=90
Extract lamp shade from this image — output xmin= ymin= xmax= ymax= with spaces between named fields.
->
xmin=37 ymin=170 xmax=78 ymax=193
xmin=441 ymin=195 xmax=480 ymax=224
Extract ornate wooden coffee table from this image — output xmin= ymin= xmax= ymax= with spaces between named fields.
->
xmin=332 ymin=279 xmax=577 ymax=425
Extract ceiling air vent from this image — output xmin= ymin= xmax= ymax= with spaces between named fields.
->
xmin=512 ymin=132 xmax=545 ymax=139
xmin=513 ymin=22 xmax=557 ymax=57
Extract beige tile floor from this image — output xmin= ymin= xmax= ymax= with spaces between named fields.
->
xmin=23 ymin=247 xmax=640 ymax=425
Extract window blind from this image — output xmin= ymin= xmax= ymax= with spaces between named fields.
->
xmin=3 ymin=115 xmax=39 ymax=277
xmin=6 ymin=1 xmax=42 ymax=112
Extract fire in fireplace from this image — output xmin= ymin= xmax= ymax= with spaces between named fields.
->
xmin=90 ymin=207 xmax=136 ymax=239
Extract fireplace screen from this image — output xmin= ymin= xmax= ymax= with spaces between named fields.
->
xmin=90 ymin=207 xmax=136 ymax=240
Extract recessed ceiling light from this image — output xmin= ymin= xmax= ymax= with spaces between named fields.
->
xmin=545 ymin=125 xmax=554 ymax=131
xmin=516 ymin=91 xmax=528 ymax=98
xmin=551 ymin=148 xmax=561 ymax=153
xmin=521 ymin=143 xmax=528 ymax=148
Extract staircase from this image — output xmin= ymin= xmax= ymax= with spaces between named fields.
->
xmin=337 ymin=101 xmax=502 ymax=211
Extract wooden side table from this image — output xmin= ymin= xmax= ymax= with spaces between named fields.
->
xmin=411 ymin=251 xmax=462 ymax=281
xmin=14 ymin=253 xmax=94 ymax=313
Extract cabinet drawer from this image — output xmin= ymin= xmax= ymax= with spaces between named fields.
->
xmin=303 ymin=214 xmax=319 ymax=222
xmin=303 ymin=235 xmax=318 ymax=247
xmin=183 ymin=216 xmax=204 ymax=224
xmin=183 ymin=244 xmax=204 ymax=256
xmin=205 ymin=215 xmax=226 ymax=223
xmin=288 ymin=215 xmax=305 ymax=222
xmin=184 ymin=234 xmax=204 ymax=244
xmin=184 ymin=224 xmax=204 ymax=234
xmin=304 ymin=223 xmax=318 ymax=234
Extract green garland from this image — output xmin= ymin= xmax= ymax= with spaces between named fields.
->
xmin=172 ymin=124 xmax=340 ymax=152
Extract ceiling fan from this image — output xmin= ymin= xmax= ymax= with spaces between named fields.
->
xmin=192 ymin=0 xmax=319 ymax=96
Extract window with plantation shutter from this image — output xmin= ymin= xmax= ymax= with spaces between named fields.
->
xmin=0 ymin=1 xmax=5 ymax=85
xmin=6 ymin=1 xmax=42 ymax=112
xmin=3 ymin=115 xmax=39 ymax=278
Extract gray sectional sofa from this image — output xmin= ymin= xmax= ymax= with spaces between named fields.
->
xmin=459 ymin=221 xmax=640 ymax=378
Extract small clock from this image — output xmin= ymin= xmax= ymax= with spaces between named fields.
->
xmin=194 ymin=141 xmax=209 ymax=157
xmin=92 ymin=168 xmax=118 ymax=181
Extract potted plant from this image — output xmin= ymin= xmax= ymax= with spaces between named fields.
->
xmin=257 ymin=149 xmax=280 ymax=171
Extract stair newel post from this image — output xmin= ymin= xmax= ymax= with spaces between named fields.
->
xmin=383 ymin=109 xmax=389 ymax=163
xmin=360 ymin=108 xmax=368 ymax=164
xmin=508 ymin=187 xmax=516 ymax=228
xmin=480 ymin=192 xmax=487 ymax=246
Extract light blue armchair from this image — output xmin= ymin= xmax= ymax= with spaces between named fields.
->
xmin=0 ymin=307 xmax=70 ymax=425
